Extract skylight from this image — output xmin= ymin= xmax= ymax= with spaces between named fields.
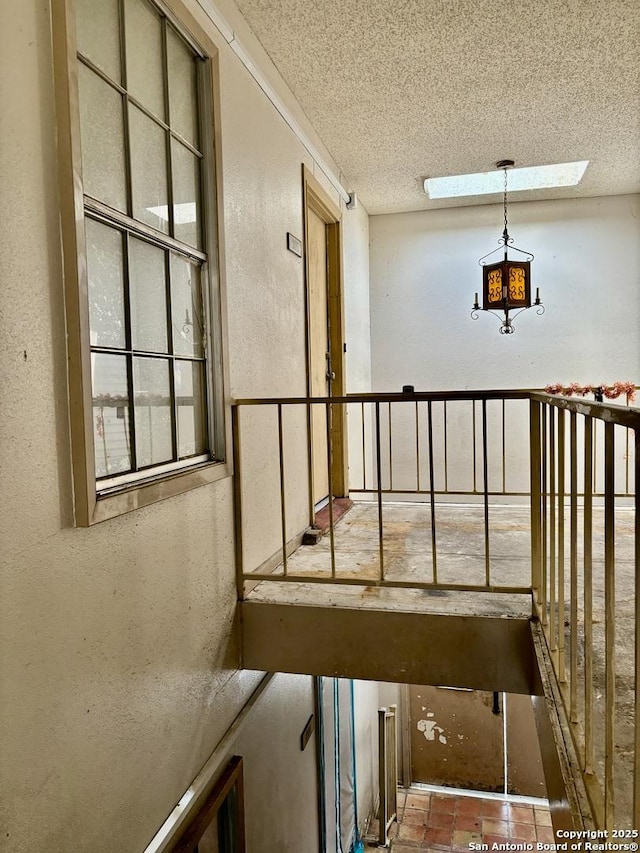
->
xmin=424 ymin=161 xmax=589 ymax=199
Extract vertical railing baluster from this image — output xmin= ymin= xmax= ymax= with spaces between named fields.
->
xmin=378 ymin=707 xmax=388 ymax=848
xmin=375 ymin=402 xmax=384 ymax=581
xmin=306 ymin=401 xmax=314 ymax=527
xmin=558 ymin=408 xmax=566 ymax=682
xmin=570 ymin=411 xmax=578 ymax=722
xmin=232 ymin=404 xmax=244 ymax=600
xmin=388 ymin=402 xmax=393 ymax=493
xmin=584 ymin=416 xmax=594 ymax=773
xmin=361 ymin=401 xmax=366 ymax=492
xmin=443 ymin=400 xmax=449 ymax=494
xmin=277 ymin=403 xmax=288 ymax=575
xmin=472 ymin=399 xmax=477 ymax=494
xmin=634 ymin=426 xmax=640 ymax=827
xmin=325 ymin=401 xmax=336 ymax=579
xmin=530 ymin=400 xmax=542 ymax=601
xmin=550 ymin=407 xmax=557 ymax=658
xmin=502 ymin=398 xmax=507 ymax=495
xmin=541 ymin=406 xmax=548 ymax=625
xmin=427 ymin=400 xmax=437 ymax=583
xmin=604 ymin=422 xmax=615 ymax=828
xmin=482 ymin=399 xmax=490 ymax=586
xmin=415 ymin=401 xmax=421 ymax=491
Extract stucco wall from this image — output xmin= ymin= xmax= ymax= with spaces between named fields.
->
xmin=370 ymin=195 xmax=640 ymax=392
xmin=0 ymin=0 xmax=370 ymax=851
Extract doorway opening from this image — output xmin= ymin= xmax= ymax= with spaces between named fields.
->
xmin=302 ymin=165 xmax=347 ymax=528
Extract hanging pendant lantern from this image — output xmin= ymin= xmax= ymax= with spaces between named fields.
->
xmin=471 ymin=160 xmax=543 ymax=334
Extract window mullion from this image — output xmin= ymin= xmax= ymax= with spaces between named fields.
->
xmin=162 ymin=17 xmax=176 ymax=239
xmin=121 ymin=230 xmax=138 ymax=473
xmin=166 ymin=251 xmax=179 ymax=462
xmin=118 ymin=0 xmax=134 ymax=219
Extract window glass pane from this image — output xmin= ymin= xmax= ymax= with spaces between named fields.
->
xmin=91 ymin=353 xmax=132 ymax=478
xmin=167 ymin=25 xmax=199 ymax=147
xmin=79 ymin=64 xmax=127 ymax=211
xmin=124 ymin=0 xmax=165 ymax=120
xmin=129 ymin=238 xmax=168 ymax=353
xmin=133 ymin=357 xmax=173 ymax=466
xmin=86 ymin=218 xmax=126 ymax=348
xmin=130 ymin=105 xmax=169 ymax=233
xmin=176 ymin=361 xmax=207 ymax=459
xmin=171 ymin=255 xmax=203 ymax=357
xmin=172 ymin=139 xmax=201 ymax=249
xmin=77 ymin=0 xmax=121 ymax=83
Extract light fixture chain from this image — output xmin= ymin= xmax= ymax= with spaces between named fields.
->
xmin=503 ymin=166 xmax=508 ymax=239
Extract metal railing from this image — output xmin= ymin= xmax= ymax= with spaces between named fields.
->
xmin=232 ymin=389 xmax=639 ymax=830
xmin=232 ymin=390 xmax=541 ymax=596
xmin=529 ymin=393 xmax=640 ymax=831
xmin=378 ymin=705 xmax=398 ymax=848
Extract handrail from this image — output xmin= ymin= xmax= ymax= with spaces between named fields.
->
xmin=233 ymin=388 xmax=535 ymax=406
xmin=530 ymin=392 xmax=640 ymax=428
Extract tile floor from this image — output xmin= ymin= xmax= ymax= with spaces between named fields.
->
xmin=366 ymin=788 xmax=554 ymax=851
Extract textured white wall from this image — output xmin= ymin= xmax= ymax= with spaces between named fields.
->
xmin=343 ymin=202 xmax=373 ymax=491
xmin=352 ymin=680 xmax=380 ymax=833
xmin=370 ymin=195 xmax=640 ymax=392
xmin=0 ymin=1 xmax=370 ymax=852
xmin=368 ymin=196 xmax=640 ymax=499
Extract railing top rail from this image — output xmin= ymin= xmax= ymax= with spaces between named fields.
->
xmin=530 ymin=391 xmax=640 ymax=428
xmin=232 ymin=389 xmax=640 ymax=428
xmin=233 ymin=389 xmax=535 ymax=406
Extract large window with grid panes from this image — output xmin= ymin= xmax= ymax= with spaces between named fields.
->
xmin=56 ymin=0 xmax=227 ymax=523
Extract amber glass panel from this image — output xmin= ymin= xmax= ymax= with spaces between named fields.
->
xmin=508 ymin=266 xmax=527 ymax=303
xmin=487 ymin=269 xmax=502 ymax=303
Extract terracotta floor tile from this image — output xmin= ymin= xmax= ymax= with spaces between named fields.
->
xmin=537 ymin=826 xmax=556 ymax=843
xmin=456 ymin=797 xmax=484 ymax=817
xmin=453 ymin=828 xmax=483 ymax=850
xmin=398 ymin=823 xmax=426 ymax=842
xmin=424 ymin=826 xmax=454 ymax=848
xmin=483 ymin=835 xmax=511 ymax=848
xmin=429 ymin=810 xmax=455 ymax=830
xmin=482 ymin=818 xmax=510 ymax=837
xmin=481 ymin=800 xmax=510 ymax=820
xmin=406 ymin=793 xmax=431 ymax=811
xmin=510 ymin=822 xmax=537 ymax=842
xmin=534 ymin=808 xmax=553 ymax=827
xmin=455 ymin=815 xmax=482 ymax=832
xmin=403 ymin=807 xmax=430 ymax=826
xmin=430 ymin=794 xmax=457 ymax=814
xmin=510 ymin=804 xmax=536 ymax=824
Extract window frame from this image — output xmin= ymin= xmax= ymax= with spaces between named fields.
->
xmin=52 ymin=0 xmax=231 ymax=526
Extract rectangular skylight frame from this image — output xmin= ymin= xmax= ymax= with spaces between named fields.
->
xmin=424 ymin=161 xmax=589 ymax=199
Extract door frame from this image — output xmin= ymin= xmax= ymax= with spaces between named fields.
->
xmin=302 ymin=165 xmax=348 ymax=520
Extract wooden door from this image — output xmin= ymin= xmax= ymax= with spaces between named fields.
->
xmin=307 ymin=209 xmax=330 ymax=505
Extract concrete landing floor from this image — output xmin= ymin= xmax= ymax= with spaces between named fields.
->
xmin=245 ymin=500 xmax=637 ymax=827
xmin=247 ymin=502 xmax=534 ymax=619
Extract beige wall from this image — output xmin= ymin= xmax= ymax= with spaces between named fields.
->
xmin=0 ymin=1 xmax=370 ymax=851
xmin=368 ymin=195 xmax=640 ymax=499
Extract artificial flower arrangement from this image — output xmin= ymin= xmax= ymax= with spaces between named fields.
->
xmin=545 ymin=381 xmax=636 ymax=403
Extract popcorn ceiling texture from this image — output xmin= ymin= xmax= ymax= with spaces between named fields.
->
xmin=234 ymin=0 xmax=640 ymax=214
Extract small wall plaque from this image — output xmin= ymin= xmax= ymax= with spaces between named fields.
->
xmin=300 ymin=713 xmax=315 ymax=750
xmin=287 ymin=232 xmax=303 ymax=257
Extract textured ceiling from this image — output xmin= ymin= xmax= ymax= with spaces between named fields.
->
xmin=234 ymin=0 xmax=640 ymax=213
